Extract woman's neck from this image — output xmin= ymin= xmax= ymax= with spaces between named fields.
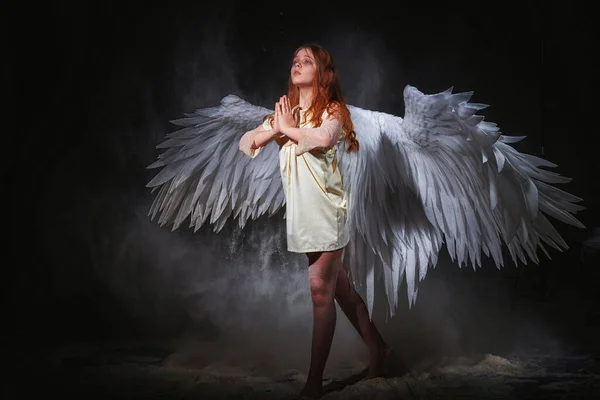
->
xmin=298 ymin=87 xmax=313 ymax=110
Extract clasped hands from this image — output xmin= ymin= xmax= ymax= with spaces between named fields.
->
xmin=272 ymin=95 xmax=298 ymax=140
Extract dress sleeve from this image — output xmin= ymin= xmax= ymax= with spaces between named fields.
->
xmin=239 ymin=119 xmax=273 ymax=158
xmin=295 ymin=114 xmax=343 ymax=156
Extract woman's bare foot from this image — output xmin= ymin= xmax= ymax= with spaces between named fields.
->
xmin=298 ymin=385 xmax=323 ymax=399
xmin=298 ymin=375 xmax=325 ymax=399
xmin=367 ymin=346 xmax=393 ymax=378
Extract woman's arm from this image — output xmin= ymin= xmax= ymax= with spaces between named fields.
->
xmin=276 ymin=96 xmax=344 ymax=155
xmin=280 ymin=116 xmax=343 ymax=155
xmin=239 ymin=123 xmax=277 ymax=158
xmin=240 ymin=98 xmax=294 ymax=157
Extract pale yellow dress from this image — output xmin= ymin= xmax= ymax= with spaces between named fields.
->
xmin=239 ymin=108 xmax=350 ymax=253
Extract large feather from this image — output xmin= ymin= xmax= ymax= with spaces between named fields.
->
xmin=339 ymin=85 xmax=585 ymax=317
xmin=146 ymin=95 xmax=283 ymax=232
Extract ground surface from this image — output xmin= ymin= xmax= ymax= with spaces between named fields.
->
xmin=8 ymin=337 xmax=600 ymax=399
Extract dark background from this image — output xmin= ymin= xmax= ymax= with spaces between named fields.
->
xmin=6 ymin=0 xmax=598 ymax=387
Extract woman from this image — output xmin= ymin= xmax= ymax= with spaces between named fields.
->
xmin=239 ymin=44 xmax=391 ymax=399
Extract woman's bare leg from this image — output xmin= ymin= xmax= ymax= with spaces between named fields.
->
xmin=300 ymin=249 xmax=342 ymax=399
xmin=334 ymin=260 xmax=391 ymax=377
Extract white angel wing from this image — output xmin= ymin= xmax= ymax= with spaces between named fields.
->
xmin=339 ymin=85 xmax=585 ymax=317
xmin=146 ymin=95 xmax=284 ymax=233
xmin=338 ymin=106 xmax=443 ymax=319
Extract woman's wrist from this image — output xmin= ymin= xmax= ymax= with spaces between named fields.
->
xmin=271 ymin=128 xmax=284 ymax=137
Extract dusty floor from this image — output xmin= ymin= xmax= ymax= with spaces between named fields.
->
xmin=8 ymin=337 xmax=600 ymax=399
xmin=9 ymin=285 xmax=600 ymax=400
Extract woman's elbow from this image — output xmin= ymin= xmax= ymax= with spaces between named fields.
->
xmin=239 ymin=132 xmax=256 ymax=156
xmin=318 ymin=135 xmax=338 ymax=150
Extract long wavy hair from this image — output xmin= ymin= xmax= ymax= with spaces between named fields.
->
xmin=266 ymin=43 xmax=359 ymax=152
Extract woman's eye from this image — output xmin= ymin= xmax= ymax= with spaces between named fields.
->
xmin=291 ymin=59 xmax=312 ymax=67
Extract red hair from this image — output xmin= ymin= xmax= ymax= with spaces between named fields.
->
xmin=266 ymin=43 xmax=359 ymax=152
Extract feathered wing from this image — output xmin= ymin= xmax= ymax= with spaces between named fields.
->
xmin=339 ymin=85 xmax=585 ymax=317
xmin=338 ymin=106 xmax=444 ymax=319
xmin=146 ymin=95 xmax=284 ymax=233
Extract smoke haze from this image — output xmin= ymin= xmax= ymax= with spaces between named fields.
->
xmin=10 ymin=1 xmax=598 ymax=376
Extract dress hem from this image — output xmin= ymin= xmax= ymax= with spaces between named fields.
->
xmin=287 ymin=243 xmax=348 ymax=253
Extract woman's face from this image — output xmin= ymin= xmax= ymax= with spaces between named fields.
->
xmin=291 ymin=48 xmax=317 ymax=88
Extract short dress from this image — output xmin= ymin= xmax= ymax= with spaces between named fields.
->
xmin=241 ymin=108 xmax=350 ymax=253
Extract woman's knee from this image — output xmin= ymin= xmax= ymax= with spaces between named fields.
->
xmin=309 ymin=275 xmax=334 ymax=306
xmin=307 ymin=252 xmax=341 ymax=305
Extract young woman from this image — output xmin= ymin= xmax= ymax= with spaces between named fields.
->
xmin=239 ymin=44 xmax=391 ymax=399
